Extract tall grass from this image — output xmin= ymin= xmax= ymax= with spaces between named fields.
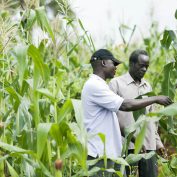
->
xmin=0 ymin=1 xmax=176 ymax=177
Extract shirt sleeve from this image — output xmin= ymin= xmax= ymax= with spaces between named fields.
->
xmin=91 ymin=83 xmax=124 ymax=112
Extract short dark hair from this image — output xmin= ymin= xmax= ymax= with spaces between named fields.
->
xmin=129 ymin=49 xmax=148 ymax=64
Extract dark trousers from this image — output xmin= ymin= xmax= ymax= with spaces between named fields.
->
xmin=126 ymin=150 xmax=158 ymax=177
xmin=87 ymin=156 xmax=122 ymax=177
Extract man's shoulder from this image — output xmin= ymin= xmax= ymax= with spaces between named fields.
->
xmin=83 ymin=76 xmax=105 ymax=92
xmin=110 ymin=73 xmax=128 ymax=84
xmin=143 ymin=79 xmax=150 ymax=84
xmin=142 ymin=79 xmax=152 ymax=88
xmin=83 ymin=78 xmax=95 ymax=90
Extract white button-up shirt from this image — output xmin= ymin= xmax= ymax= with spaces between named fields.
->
xmin=81 ymin=74 xmax=124 ymax=158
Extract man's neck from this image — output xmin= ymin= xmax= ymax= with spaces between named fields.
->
xmin=93 ymin=72 xmax=106 ymax=81
xmin=129 ymin=72 xmax=141 ymax=84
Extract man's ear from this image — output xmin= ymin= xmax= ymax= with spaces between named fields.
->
xmin=102 ymin=60 xmax=106 ymax=66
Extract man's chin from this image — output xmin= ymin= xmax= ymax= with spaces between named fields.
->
xmin=137 ymin=77 xmax=143 ymax=81
xmin=110 ymin=75 xmax=115 ymax=79
xmin=139 ymin=73 xmax=145 ymax=78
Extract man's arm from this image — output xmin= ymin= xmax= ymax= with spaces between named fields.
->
xmin=119 ymin=96 xmax=172 ymax=111
xmin=155 ymin=132 xmax=164 ymax=149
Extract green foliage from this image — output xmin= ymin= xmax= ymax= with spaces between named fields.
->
xmin=0 ymin=1 xmax=176 ymax=177
xmin=161 ymin=62 xmax=176 ymax=99
xmin=28 ymin=44 xmax=50 ymax=86
xmin=161 ymin=30 xmax=176 ymax=49
xmin=134 ymin=121 xmax=147 ymax=154
xmin=158 ymin=102 xmax=177 ymax=116
xmin=35 ymin=6 xmax=55 ymax=42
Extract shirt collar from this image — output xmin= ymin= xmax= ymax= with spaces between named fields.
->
xmin=125 ymin=72 xmax=135 ymax=85
xmin=90 ymin=74 xmax=106 ymax=83
xmin=125 ymin=72 xmax=147 ymax=86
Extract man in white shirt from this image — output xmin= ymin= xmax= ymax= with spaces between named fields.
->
xmin=109 ymin=49 xmax=167 ymax=177
xmin=81 ymin=49 xmax=172 ymax=177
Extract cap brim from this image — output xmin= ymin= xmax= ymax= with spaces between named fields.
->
xmin=112 ymin=58 xmax=122 ymax=65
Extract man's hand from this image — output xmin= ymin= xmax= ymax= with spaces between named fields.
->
xmin=156 ymin=147 xmax=168 ymax=159
xmin=155 ymin=96 xmax=173 ymax=106
xmin=140 ymin=145 xmax=146 ymax=153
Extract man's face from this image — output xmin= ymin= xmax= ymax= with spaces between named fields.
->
xmin=103 ymin=59 xmax=117 ymax=79
xmin=130 ymin=54 xmax=149 ymax=81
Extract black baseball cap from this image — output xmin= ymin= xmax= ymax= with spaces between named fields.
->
xmin=90 ymin=49 xmax=122 ymax=65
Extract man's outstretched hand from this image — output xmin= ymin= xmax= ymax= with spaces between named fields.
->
xmin=155 ymin=96 xmax=173 ymax=106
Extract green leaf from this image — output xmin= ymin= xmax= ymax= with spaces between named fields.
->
xmin=5 ymin=86 xmax=21 ymax=104
xmin=26 ymin=9 xmax=36 ymax=30
xmin=124 ymin=116 xmax=146 ymax=136
xmin=67 ymin=43 xmax=79 ymax=56
xmin=37 ymin=88 xmax=57 ymax=102
xmin=126 ymin=154 xmax=142 ymax=164
xmin=161 ymin=30 xmax=176 ymax=49
xmin=97 ymin=133 xmax=106 ymax=150
xmin=71 ymin=99 xmax=84 ymax=129
xmin=55 ymin=70 xmax=66 ymax=98
xmin=121 ymin=131 xmax=134 ymax=156
xmin=105 ymin=168 xmax=123 ymax=177
xmin=112 ymin=157 xmax=129 ymax=166
xmin=134 ymin=121 xmax=147 ymax=154
xmin=133 ymin=92 xmax=156 ymax=121
xmin=158 ymin=102 xmax=177 ymax=116
xmin=87 ymin=167 xmax=100 ymax=177
xmin=28 ymin=45 xmax=50 ymax=86
xmin=162 ymin=62 xmax=175 ymax=99
xmin=37 ymin=123 xmax=52 ymax=159
xmin=0 ymin=155 xmax=9 ymax=163
xmin=16 ymin=97 xmax=32 ymax=134
xmin=87 ymin=158 xmax=100 ymax=166
xmin=13 ymin=44 xmax=28 ymax=87
xmin=33 ymin=64 xmax=40 ymax=90
xmin=61 ymin=128 xmax=87 ymax=169
xmin=78 ymin=19 xmax=85 ymax=31
xmin=6 ymin=161 xmax=18 ymax=177
xmin=71 ymin=99 xmax=87 ymax=150
xmin=133 ymin=108 xmax=146 ymax=121
xmin=0 ymin=142 xmax=31 ymax=154
xmin=58 ymin=99 xmax=73 ymax=123
xmin=38 ymin=161 xmax=53 ymax=177
xmin=125 ymin=151 xmax=155 ymax=164
xmin=175 ymin=9 xmax=177 ymax=19
xmin=143 ymin=151 xmax=156 ymax=159
xmin=161 ymin=62 xmax=175 ymax=99
xmin=67 ymin=143 xmax=84 ymax=161
xmin=50 ymin=123 xmax=61 ymax=145
xmin=114 ymin=171 xmax=124 ymax=177
xmin=170 ymin=156 xmax=177 ymax=169
xmin=35 ymin=6 xmax=54 ymax=42
xmin=98 ymin=133 xmax=107 ymax=168
xmin=78 ymin=19 xmax=95 ymax=51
